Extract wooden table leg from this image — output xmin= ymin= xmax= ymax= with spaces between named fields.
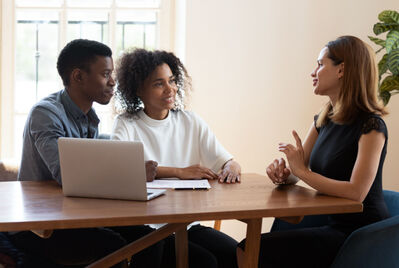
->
xmin=87 ymin=223 xmax=189 ymax=268
xmin=242 ymin=218 xmax=262 ymax=268
xmin=213 ymin=219 xmax=222 ymax=231
xmin=175 ymin=225 xmax=189 ymax=268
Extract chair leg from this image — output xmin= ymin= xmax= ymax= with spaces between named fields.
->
xmin=213 ymin=220 xmax=221 ymax=231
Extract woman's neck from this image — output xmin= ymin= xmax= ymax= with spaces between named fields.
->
xmin=143 ymin=108 xmax=169 ymax=120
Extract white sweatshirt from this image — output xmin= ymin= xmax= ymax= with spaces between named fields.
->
xmin=111 ymin=110 xmax=232 ymax=173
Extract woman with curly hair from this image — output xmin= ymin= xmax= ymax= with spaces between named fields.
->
xmin=111 ymin=48 xmax=240 ymax=268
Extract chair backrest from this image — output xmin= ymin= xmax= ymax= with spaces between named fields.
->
xmin=383 ymin=190 xmax=399 ymax=216
xmin=0 ymin=161 xmax=18 ymax=182
xmin=330 ymin=190 xmax=399 ymax=268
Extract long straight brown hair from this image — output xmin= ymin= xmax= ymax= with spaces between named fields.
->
xmin=316 ymin=36 xmax=387 ymax=127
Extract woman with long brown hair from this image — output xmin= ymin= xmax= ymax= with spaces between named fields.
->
xmin=238 ymin=35 xmax=390 ymax=267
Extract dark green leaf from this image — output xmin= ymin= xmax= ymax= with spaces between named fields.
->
xmin=387 ymin=49 xmax=399 ymax=75
xmin=368 ymin=36 xmax=386 ymax=47
xmin=378 ymin=54 xmax=389 ymax=80
xmin=373 ymin=22 xmax=399 ymax=35
xmin=386 ymin=30 xmax=399 ymax=53
xmin=379 ymin=90 xmax=391 ymax=106
xmin=380 ymin=75 xmax=399 ymax=92
xmin=378 ymin=10 xmax=399 ymax=24
xmin=376 ymin=47 xmax=385 ymax=54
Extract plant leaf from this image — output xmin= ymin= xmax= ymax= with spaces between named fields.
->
xmin=387 ymin=48 xmax=399 ymax=75
xmin=386 ymin=30 xmax=399 ymax=53
xmin=373 ymin=22 xmax=399 ymax=35
xmin=368 ymin=36 xmax=386 ymax=47
xmin=378 ymin=10 xmax=399 ymax=24
xmin=376 ymin=47 xmax=385 ymax=54
xmin=379 ymin=91 xmax=391 ymax=106
xmin=378 ymin=54 xmax=389 ymax=80
xmin=380 ymin=75 xmax=399 ymax=92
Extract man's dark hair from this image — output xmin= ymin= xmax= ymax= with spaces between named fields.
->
xmin=57 ymin=39 xmax=112 ymax=86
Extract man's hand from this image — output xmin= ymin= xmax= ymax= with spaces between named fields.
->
xmin=145 ymin=160 xmax=158 ymax=182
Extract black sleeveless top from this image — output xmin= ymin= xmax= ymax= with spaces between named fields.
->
xmin=309 ymin=113 xmax=390 ymax=233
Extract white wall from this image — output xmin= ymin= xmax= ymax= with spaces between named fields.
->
xmin=185 ymin=0 xmax=399 ymax=241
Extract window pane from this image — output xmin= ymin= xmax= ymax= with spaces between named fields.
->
xmin=116 ymin=11 xmax=157 ymax=55
xmin=16 ymin=0 xmax=62 ymax=7
xmin=144 ymin=24 xmax=156 ymax=50
xmin=67 ymin=0 xmax=112 ymax=8
xmin=116 ymin=0 xmax=159 ymax=8
xmin=67 ymin=11 xmax=109 ymax=44
xmin=15 ymin=11 xmax=60 ymax=114
xmin=118 ymin=10 xmax=157 ymax=22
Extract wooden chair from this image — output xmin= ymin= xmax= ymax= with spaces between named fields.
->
xmin=0 ymin=160 xmax=18 ymax=181
xmin=0 ymin=160 xmax=20 ymax=267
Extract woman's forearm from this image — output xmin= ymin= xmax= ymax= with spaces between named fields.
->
xmin=297 ymin=169 xmax=363 ymax=202
xmin=156 ymin=166 xmax=181 ymax=179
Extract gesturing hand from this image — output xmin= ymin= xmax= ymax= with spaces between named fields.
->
xmin=145 ymin=160 xmax=158 ymax=182
xmin=278 ymin=130 xmax=306 ymax=177
xmin=218 ymin=160 xmax=241 ymax=184
xmin=266 ymin=157 xmax=291 ymax=184
xmin=178 ymin=164 xmax=218 ymax=180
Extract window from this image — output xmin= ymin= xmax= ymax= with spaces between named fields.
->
xmin=1 ymin=0 xmax=178 ymax=160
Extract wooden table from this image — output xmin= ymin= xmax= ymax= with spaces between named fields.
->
xmin=0 ymin=174 xmax=362 ymax=268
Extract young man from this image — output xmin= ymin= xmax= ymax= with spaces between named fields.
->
xmin=10 ymin=39 xmax=160 ymax=267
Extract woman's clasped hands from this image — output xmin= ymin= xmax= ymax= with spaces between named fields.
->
xmin=266 ymin=157 xmax=291 ymax=184
xmin=267 ymin=130 xmax=306 ymax=185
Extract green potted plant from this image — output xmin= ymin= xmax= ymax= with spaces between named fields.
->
xmin=368 ymin=10 xmax=399 ymax=105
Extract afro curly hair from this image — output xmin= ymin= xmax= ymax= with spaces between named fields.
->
xmin=115 ymin=48 xmax=191 ymax=115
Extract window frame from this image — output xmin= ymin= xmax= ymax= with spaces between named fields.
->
xmin=0 ymin=0 xmax=180 ymax=160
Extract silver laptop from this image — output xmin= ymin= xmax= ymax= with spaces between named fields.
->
xmin=58 ymin=137 xmax=165 ymax=201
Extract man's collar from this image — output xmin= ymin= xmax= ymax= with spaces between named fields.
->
xmin=61 ymin=89 xmax=99 ymax=124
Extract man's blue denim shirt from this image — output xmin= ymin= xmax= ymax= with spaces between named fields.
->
xmin=18 ymin=89 xmax=100 ymax=184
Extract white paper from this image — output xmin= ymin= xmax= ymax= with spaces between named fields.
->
xmin=146 ymin=179 xmax=211 ymax=189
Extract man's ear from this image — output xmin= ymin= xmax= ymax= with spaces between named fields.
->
xmin=338 ymin=62 xmax=344 ymax=79
xmin=71 ymin=68 xmax=84 ymax=84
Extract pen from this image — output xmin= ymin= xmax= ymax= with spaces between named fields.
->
xmin=174 ymin=188 xmax=209 ymax=190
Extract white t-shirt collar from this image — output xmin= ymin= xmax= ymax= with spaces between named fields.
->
xmin=138 ymin=109 xmax=171 ymax=127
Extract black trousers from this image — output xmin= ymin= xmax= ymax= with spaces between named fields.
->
xmin=10 ymin=225 xmax=160 ymax=268
xmin=238 ymin=225 xmax=348 ymax=268
xmin=157 ymin=224 xmax=238 ymax=268
xmin=10 ymin=224 xmax=238 ymax=268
